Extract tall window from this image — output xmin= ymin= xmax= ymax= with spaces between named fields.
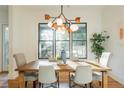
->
xmin=72 ymin=23 xmax=87 ymax=58
xmin=38 ymin=24 xmax=54 ymax=58
xmin=38 ymin=23 xmax=87 ymax=59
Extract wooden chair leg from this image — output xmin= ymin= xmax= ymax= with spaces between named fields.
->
xmin=25 ymin=81 xmax=28 ymax=88
xmin=69 ymin=72 xmax=72 ymax=88
xmin=99 ymin=81 xmax=102 ymax=87
xmin=33 ymin=81 xmax=36 ymax=88
xmin=42 ymin=83 xmax=44 ymax=88
xmin=58 ymin=81 xmax=59 ymax=88
xmin=85 ymin=84 xmax=87 ymax=88
xmin=57 ymin=73 xmax=59 ymax=88
xmin=89 ymin=83 xmax=93 ymax=88
xmin=70 ymin=82 xmax=72 ymax=88
xmin=39 ymin=82 xmax=41 ymax=88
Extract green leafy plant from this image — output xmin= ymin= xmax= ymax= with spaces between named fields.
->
xmin=90 ymin=31 xmax=110 ymax=62
xmin=55 ymin=55 xmax=62 ymax=61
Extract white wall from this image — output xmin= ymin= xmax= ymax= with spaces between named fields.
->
xmin=9 ymin=5 xmax=102 ymax=79
xmin=102 ymin=6 xmax=124 ymax=84
xmin=0 ymin=6 xmax=8 ymax=72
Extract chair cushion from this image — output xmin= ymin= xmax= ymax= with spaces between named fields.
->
xmin=24 ymin=71 xmax=38 ymax=81
xmin=24 ymin=75 xmax=37 ymax=81
xmin=25 ymin=71 xmax=38 ymax=76
xmin=92 ymin=72 xmax=102 ymax=80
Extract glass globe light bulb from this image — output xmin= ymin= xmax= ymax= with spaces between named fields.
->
xmin=48 ymin=21 xmax=53 ymax=28
xmin=70 ymin=24 xmax=79 ymax=32
xmin=56 ymin=18 xmax=63 ymax=26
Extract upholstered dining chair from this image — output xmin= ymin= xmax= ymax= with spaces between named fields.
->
xmin=38 ymin=65 xmax=59 ymax=88
xmin=93 ymin=52 xmax=111 ymax=87
xmin=69 ymin=65 xmax=93 ymax=88
xmin=13 ymin=53 xmax=38 ymax=88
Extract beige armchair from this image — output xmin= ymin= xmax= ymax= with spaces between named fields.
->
xmin=13 ymin=53 xmax=38 ymax=88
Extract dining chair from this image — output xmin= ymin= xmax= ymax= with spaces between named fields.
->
xmin=13 ymin=53 xmax=38 ymax=88
xmin=38 ymin=65 xmax=59 ymax=88
xmin=93 ymin=52 xmax=111 ymax=87
xmin=69 ymin=65 xmax=93 ymax=88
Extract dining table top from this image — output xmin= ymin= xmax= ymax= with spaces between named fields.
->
xmin=15 ymin=60 xmax=112 ymax=72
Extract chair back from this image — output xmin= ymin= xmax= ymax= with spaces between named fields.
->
xmin=39 ymin=65 xmax=57 ymax=83
xmin=74 ymin=65 xmax=92 ymax=84
xmin=100 ymin=52 xmax=111 ymax=66
xmin=13 ymin=53 xmax=27 ymax=68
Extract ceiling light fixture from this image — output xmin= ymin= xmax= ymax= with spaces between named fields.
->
xmin=45 ymin=5 xmax=81 ymax=33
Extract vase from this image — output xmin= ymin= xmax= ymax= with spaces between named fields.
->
xmin=61 ymin=49 xmax=66 ymax=64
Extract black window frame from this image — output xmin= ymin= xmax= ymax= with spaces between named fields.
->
xmin=38 ymin=23 xmax=87 ymax=59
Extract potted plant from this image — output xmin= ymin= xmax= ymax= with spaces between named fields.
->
xmin=90 ymin=31 xmax=110 ymax=62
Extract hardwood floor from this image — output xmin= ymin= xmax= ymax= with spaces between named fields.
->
xmin=108 ymin=77 xmax=124 ymax=88
xmin=0 ymin=72 xmax=124 ymax=88
xmin=92 ymin=77 xmax=124 ymax=88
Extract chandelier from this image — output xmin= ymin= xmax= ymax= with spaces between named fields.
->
xmin=45 ymin=5 xmax=81 ymax=33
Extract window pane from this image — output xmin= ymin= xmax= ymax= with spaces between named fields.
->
xmin=73 ymin=24 xmax=86 ymax=40
xmin=39 ymin=41 xmax=53 ymax=58
xmin=56 ymin=31 xmax=69 ymax=40
xmin=56 ymin=41 xmax=69 ymax=58
xmin=72 ymin=41 xmax=86 ymax=58
xmin=40 ymin=24 xmax=53 ymax=40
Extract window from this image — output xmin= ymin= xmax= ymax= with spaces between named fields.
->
xmin=72 ymin=23 xmax=87 ymax=58
xmin=38 ymin=23 xmax=87 ymax=59
xmin=38 ymin=24 xmax=54 ymax=58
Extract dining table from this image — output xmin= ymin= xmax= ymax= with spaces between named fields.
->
xmin=15 ymin=60 xmax=111 ymax=88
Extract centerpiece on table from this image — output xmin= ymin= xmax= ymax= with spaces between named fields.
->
xmin=61 ymin=48 xmax=66 ymax=64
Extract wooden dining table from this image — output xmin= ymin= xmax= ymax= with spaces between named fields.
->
xmin=15 ymin=60 xmax=111 ymax=88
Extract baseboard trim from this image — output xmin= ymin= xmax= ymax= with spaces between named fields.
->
xmin=109 ymin=72 xmax=124 ymax=85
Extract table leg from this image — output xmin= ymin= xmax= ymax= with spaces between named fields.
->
xmin=18 ymin=72 xmax=25 ymax=88
xmin=57 ymin=71 xmax=59 ymax=88
xmin=102 ymin=71 xmax=108 ymax=88
xmin=69 ymin=72 xmax=71 ymax=88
